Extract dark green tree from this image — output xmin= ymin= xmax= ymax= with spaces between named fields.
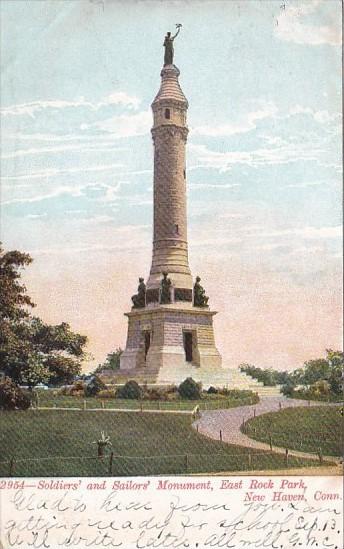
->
xmin=302 ymin=358 xmax=330 ymax=386
xmin=326 ymin=349 xmax=343 ymax=396
xmin=94 ymin=348 xmax=123 ymax=374
xmin=0 ymin=245 xmax=88 ymax=387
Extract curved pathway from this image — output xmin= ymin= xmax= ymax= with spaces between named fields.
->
xmin=193 ymin=396 xmax=341 ymax=463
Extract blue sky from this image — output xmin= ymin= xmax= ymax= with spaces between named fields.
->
xmin=1 ymin=0 xmax=342 ymax=370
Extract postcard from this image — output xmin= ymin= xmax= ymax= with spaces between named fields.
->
xmin=0 ymin=1 xmax=342 ymax=548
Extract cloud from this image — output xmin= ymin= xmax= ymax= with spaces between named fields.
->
xmin=88 ymin=110 xmax=151 ymax=138
xmin=189 ymin=182 xmax=241 ymax=190
xmin=188 ymin=140 xmax=323 ymax=172
xmin=1 ymin=163 xmax=125 ymax=182
xmin=2 ymin=185 xmax=85 ymax=206
xmin=288 ymin=105 xmax=341 ymax=126
xmin=258 ymin=225 xmax=342 ymax=240
xmin=1 ymin=92 xmax=140 ymax=118
xmin=192 ymin=102 xmax=278 ymax=137
xmin=1 ymin=142 xmax=128 ymax=159
xmin=191 ymin=102 xmax=340 ymax=139
xmin=275 ymin=1 xmax=341 ymax=46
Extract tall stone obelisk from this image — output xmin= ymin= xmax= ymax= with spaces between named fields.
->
xmin=119 ymin=29 xmax=222 ymax=386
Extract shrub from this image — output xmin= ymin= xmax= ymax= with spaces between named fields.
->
xmin=142 ymin=385 xmax=178 ymax=401
xmin=85 ymin=375 xmax=107 ymax=397
xmin=178 ymin=377 xmax=202 ymax=400
xmin=207 ymin=386 xmax=218 ymax=394
xmin=96 ymin=389 xmax=116 ymax=399
xmin=70 ymin=380 xmax=86 ymax=395
xmin=72 ymin=390 xmax=85 ymax=398
xmin=143 ymin=388 xmax=161 ymax=401
xmin=281 ymin=382 xmax=295 ymax=397
xmin=115 ymin=380 xmax=143 ymax=400
xmin=0 ymin=377 xmax=31 ymax=410
xmin=57 ymin=385 xmax=71 ymax=396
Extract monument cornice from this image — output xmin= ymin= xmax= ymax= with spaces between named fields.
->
xmin=125 ymin=306 xmax=218 ymax=319
xmin=151 ymin=98 xmax=188 ymax=110
xmin=151 ymin=125 xmax=188 ymax=142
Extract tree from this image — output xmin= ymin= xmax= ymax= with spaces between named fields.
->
xmin=0 ymin=246 xmax=35 ymax=321
xmin=326 ymin=349 xmax=343 ymax=396
xmin=303 ymin=358 xmax=330 ymax=386
xmin=0 ymin=245 xmax=88 ymax=387
xmin=94 ymin=348 xmax=123 ymax=374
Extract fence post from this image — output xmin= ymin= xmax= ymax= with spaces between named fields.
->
xmin=196 ymin=424 xmax=199 ymax=433
xmin=279 ymin=402 xmax=282 ymax=410
xmin=220 ymin=429 xmax=222 ymax=442
xmin=253 ymin=408 xmax=256 ymax=418
xmin=185 ymin=454 xmax=189 ymax=473
xmin=101 ymin=401 xmax=105 ymax=410
xmin=109 ymin=452 xmax=114 ymax=475
xmin=285 ymin=448 xmax=289 ymax=467
xmin=248 ymin=452 xmax=252 ymax=468
xmin=140 ymin=402 xmax=143 ymax=413
xmin=308 ymin=400 xmax=310 ymax=406
xmin=83 ymin=399 xmax=87 ymax=410
xmin=269 ymin=435 xmax=273 ymax=451
xmin=9 ymin=457 xmax=15 ymax=477
xmin=300 ymin=434 xmax=303 ymax=447
xmin=318 ymin=448 xmax=323 ymax=465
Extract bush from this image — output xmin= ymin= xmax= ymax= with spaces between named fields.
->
xmin=142 ymin=385 xmax=178 ymax=401
xmin=0 ymin=377 xmax=31 ymax=410
xmin=178 ymin=378 xmax=202 ymax=400
xmin=281 ymin=382 xmax=295 ymax=397
xmin=115 ymin=380 xmax=143 ymax=400
xmin=72 ymin=390 xmax=85 ymax=398
xmin=96 ymin=389 xmax=116 ymax=399
xmin=85 ymin=375 xmax=107 ymax=397
xmin=207 ymin=386 xmax=218 ymax=394
xmin=70 ymin=380 xmax=86 ymax=395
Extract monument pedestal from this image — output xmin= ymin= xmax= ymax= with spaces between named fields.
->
xmin=119 ymin=304 xmax=222 ymax=385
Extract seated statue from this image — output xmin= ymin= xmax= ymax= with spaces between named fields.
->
xmin=131 ymin=277 xmax=146 ymax=308
xmin=193 ymin=276 xmax=209 ymax=307
xmin=160 ymin=271 xmax=172 ymax=304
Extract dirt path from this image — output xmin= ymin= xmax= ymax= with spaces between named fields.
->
xmin=193 ymin=396 xmax=342 ymax=465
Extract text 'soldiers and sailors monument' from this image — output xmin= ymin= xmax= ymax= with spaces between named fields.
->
xmin=119 ymin=27 xmax=226 ymax=387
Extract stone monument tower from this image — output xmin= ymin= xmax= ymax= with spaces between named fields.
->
xmin=119 ymin=28 xmax=224 ymax=386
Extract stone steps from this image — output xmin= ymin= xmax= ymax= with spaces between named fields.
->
xmin=102 ymin=367 xmax=282 ymax=397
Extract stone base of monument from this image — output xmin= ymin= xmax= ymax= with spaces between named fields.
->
xmin=114 ymin=304 xmax=282 ymax=395
xmin=117 ymin=304 xmax=225 ymax=387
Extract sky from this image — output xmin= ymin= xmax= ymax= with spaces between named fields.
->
xmin=0 ymin=0 xmax=342 ymax=371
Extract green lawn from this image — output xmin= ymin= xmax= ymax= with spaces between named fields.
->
xmin=35 ymin=391 xmax=258 ymax=411
xmin=243 ymin=406 xmax=343 ymax=457
xmin=0 ymin=409 xmax=328 ymax=476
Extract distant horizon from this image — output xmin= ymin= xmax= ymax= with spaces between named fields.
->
xmin=1 ymin=0 xmax=342 ymax=371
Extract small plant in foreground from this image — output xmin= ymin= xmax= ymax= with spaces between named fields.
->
xmin=92 ymin=431 xmax=112 ymax=458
